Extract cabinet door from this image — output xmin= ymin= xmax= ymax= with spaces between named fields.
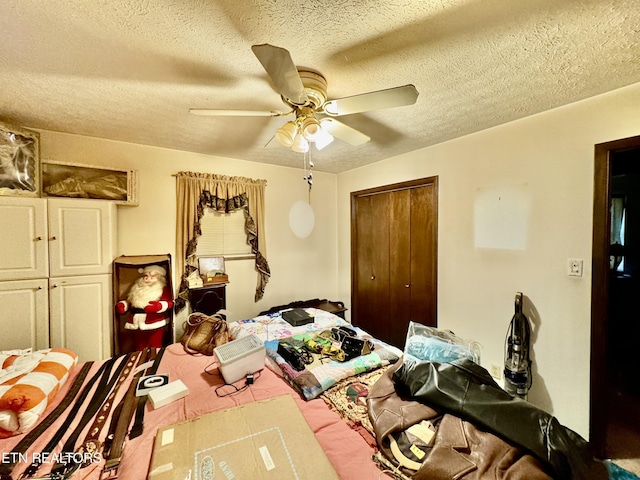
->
xmin=189 ymin=285 xmax=226 ymax=316
xmin=0 ymin=279 xmax=49 ymax=351
xmin=49 ymin=274 xmax=112 ymax=362
xmin=48 ymin=199 xmax=116 ymax=277
xmin=0 ymin=197 xmax=48 ymax=281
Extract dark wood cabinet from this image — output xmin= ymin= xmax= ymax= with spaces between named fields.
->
xmin=189 ymin=284 xmax=226 ymax=315
xmin=351 ymin=177 xmax=438 ymax=348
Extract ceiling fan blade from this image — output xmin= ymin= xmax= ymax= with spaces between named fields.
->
xmin=322 ymin=84 xmax=419 ymax=116
xmin=264 ymin=135 xmax=285 ymax=149
xmin=189 ymin=108 xmax=287 ymax=117
xmin=321 ymin=118 xmax=370 ymax=146
xmin=251 ymin=44 xmax=308 ymax=105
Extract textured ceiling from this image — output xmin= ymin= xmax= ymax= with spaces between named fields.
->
xmin=1 ymin=0 xmax=639 ymax=173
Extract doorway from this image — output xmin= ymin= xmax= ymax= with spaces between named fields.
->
xmin=591 ymin=135 xmax=640 ymax=469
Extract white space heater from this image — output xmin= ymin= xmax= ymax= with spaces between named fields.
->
xmin=213 ymin=334 xmax=266 ymax=384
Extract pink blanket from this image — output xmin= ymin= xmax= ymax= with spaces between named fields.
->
xmin=0 ymin=344 xmax=390 ymax=479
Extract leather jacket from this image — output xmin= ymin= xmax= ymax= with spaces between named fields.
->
xmin=368 ymin=362 xmax=553 ymax=479
xmin=386 ymin=358 xmax=608 ymax=480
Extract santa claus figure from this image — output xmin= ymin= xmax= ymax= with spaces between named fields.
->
xmin=116 ymin=265 xmax=173 ymax=350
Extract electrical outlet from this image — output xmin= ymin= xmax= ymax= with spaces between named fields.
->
xmin=568 ymin=258 xmax=583 ymax=277
xmin=490 ymin=364 xmax=502 ymax=380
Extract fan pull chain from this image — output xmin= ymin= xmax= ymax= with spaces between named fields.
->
xmin=303 ymin=148 xmax=313 ymax=199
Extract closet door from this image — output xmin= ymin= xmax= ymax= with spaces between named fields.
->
xmin=353 ymin=193 xmax=391 ymax=342
xmin=48 ymin=198 xmax=116 ymax=277
xmin=351 ymin=177 xmax=438 ymax=348
xmin=0 ymin=197 xmax=48 ymax=281
xmin=0 ymin=279 xmax=49 ymax=351
xmin=408 ymin=183 xmax=438 ymax=331
xmin=389 ymin=189 xmax=412 ymax=348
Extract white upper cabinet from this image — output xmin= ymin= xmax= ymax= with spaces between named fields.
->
xmin=0 ymin=197 xmax=49 ymax=281
xmin=47 ymin=198 xmax=116 ymax=277
xmin=0 ymin=197 xmax=116 ymax=280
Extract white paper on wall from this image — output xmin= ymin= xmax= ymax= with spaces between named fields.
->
xmin=474 ymin=184 xmax=531 ymax=250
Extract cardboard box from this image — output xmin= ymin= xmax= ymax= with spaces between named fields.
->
xmin=113 ymin=254 xmax=174 ymax=354
xmin=148 ymin=395 xmax=339 ymax=479
xmin=148 ymin=380 xmax=189 ymax=408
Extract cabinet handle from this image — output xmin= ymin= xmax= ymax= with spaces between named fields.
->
xmin=405 ymin=284 xmax=410 ymax=288
xmin=51 ymin=284 xmax=58 ymax=289
xmin=371 ymin=275 xmax=376 ymax=280
xmin=34 ymin=236 xmax=42 ymax=241
xmin=49 ymin=236 xmax=57 ymax=241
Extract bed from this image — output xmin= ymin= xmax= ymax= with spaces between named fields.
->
xmin=0 ymin=308 xmax=611 ymax=480
xmin=0 ymin=308 xmax=399 ymax=480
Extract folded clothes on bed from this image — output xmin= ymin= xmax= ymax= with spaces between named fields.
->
xmin=0 ymin=348 xmax=78 ymax=438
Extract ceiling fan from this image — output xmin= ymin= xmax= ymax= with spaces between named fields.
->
xmin=189 ymin=44 xmax=419 ymax=153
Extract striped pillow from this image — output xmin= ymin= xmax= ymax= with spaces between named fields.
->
xmin=0 ymin=348 xmax=78 ymax=438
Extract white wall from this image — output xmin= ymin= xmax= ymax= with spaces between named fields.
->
xmin=38 ymin=132 xmax=339 ymax=332
xmin=337 ymin=82 xmax=640 ymax=438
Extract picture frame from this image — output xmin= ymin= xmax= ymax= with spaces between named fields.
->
xmin=0 ymin=121 xmax=40 ymax=197
xmin=41 ymin=160 xmax=138 ymax=206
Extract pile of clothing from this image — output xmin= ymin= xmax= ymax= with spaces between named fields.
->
xmin=367 ymin=322 xmax=608 ymax=480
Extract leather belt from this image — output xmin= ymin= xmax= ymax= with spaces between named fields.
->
xmin=74 ymin=352 xmax=141 ymax=469
xmin=0 ymin=361 xmax=94 ymax=480
xmin=49 ymin=352 xmax=138 ymax=479
xmin=101 ymin=348 xmax=155 ymax=479
xmin=18 ymin=358 xmax=114 ymax=479
xmin=129 ymin=346 xmax=166 ymax=440
xmin=19 ymin=353 xmax=133 ymax=480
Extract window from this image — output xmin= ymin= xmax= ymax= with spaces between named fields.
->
xmin=196 ymin=208 xmax=252 ymax=258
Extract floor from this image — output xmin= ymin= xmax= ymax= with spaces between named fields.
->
xmin=605 ymin=382 xmax=640 ymax=475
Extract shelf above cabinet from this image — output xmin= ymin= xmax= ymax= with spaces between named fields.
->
xmin=42 ymin=160 xmax=138 ymax=206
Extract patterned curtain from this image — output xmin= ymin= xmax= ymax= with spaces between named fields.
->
xmin=175 ymin=172 xmax=270 ymax=312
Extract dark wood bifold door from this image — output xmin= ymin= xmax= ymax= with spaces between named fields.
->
xmin=351 ymin=177 xmax=438 ymax=348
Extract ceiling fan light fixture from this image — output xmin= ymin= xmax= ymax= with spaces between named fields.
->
xmin=275 ymin=121 xmax=298 ymax=147
xmin=291 ymin=133 xmax=309 ymax=153
xmin=301 ymin=116 xmax=322 ymax=141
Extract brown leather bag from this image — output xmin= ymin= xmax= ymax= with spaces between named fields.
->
xmin=180 ymin=312 xmax=229 ymax=356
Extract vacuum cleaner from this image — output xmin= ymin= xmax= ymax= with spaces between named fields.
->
xmin=504 ymin=292 xmax=532 ymax=399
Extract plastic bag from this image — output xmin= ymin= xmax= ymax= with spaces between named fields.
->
xmin=404 ymin=321 xmax=481 ymax=364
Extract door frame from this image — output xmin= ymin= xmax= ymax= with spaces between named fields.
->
xmin=591 ymin=134 xmax=640 ymax=455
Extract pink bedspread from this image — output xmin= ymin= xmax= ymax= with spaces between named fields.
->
xmin=0 ymin=343 xmax=390 ymax=480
